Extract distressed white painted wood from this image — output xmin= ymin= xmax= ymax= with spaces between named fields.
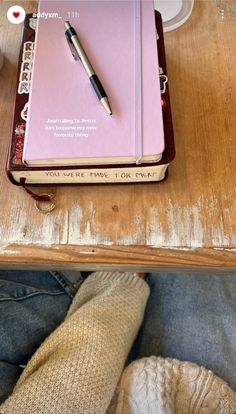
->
xmin=0 ymin=1 xmax=235 ymax=269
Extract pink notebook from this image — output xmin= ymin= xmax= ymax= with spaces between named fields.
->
xmin=23 ymin=0 xmax=164 ymax=166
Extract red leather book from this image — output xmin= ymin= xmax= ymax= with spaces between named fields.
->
xmin=6 ymin=12 xmax=175 ymax=186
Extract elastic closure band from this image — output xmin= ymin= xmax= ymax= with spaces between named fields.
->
xmin=134 ymin=0 xmax=143 ymax=164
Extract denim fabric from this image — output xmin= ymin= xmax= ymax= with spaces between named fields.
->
xmin=135 ymin=272 xmax=236 ymax=392
xmin=0 ymin=270 xmax=82 ymax=403
xmin=2 ymin=271 xmax=236 ymax=403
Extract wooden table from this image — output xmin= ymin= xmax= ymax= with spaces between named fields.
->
xmin=0 ymin=1 xmax=235 ymax=272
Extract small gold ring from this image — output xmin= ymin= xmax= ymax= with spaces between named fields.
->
xmin=35 ymin=193 xmax=56 ymax=214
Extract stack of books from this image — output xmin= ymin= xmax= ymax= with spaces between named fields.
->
xmin=6 ymin=0 xmax=175 ymax=187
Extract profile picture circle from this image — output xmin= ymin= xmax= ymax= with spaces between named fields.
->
xmin=7 ymin=5 xmax=26 ymax=24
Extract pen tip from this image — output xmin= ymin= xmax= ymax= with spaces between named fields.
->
xmin=101 ymin=97 xmax=112 ymax=116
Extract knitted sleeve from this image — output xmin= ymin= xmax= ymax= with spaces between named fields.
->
xmin=0 ymin=272 xmax=150 ymax=414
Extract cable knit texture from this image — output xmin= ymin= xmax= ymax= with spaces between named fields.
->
xmin=111 ymin=356 xmax=236 ymax=414
xmin=2 ymin=272 xmax=236 ymax=414
xmin=0 ymin=272 xmax=150 ymax=414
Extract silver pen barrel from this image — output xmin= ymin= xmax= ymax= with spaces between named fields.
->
xmin=65 ymin=21 xmax=112 ymax=115
xmin=65 ymin=21 xmax=94 ymax=77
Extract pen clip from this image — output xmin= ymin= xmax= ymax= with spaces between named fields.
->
xmin=65 ymin=31 xmax=78 ymax=61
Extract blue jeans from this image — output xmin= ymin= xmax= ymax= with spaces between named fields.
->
xmin=135 ymin=272 xmax=236 ymax=392
xmin=0 ymin=270 xmax=83 ymax=403
xmin=1 ymin=271 xmax=236 ymax=403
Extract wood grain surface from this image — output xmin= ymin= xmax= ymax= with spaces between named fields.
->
xmin=0 ymin=0 xmax=235 ymax=270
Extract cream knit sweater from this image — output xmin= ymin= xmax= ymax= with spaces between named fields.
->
xmin=1 ymin=272 xmax=236 ymax=414
xmin=108 ymin=356 xmax=236 ymax=414
xmin=0 ymin=272 xmax=149 ymax=414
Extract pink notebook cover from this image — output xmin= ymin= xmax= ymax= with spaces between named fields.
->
xmin=23 ymin=0 xmax=164 ymax=166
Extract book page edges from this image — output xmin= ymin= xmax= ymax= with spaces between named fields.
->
xmin=11 ymin=163 xmax=168 ymax=184
xmin=24 ymin=152 xmax=163 ymax=167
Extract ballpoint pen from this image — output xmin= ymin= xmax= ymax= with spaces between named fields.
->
xmin=65 ymin=21 xmax=112 ymax=116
